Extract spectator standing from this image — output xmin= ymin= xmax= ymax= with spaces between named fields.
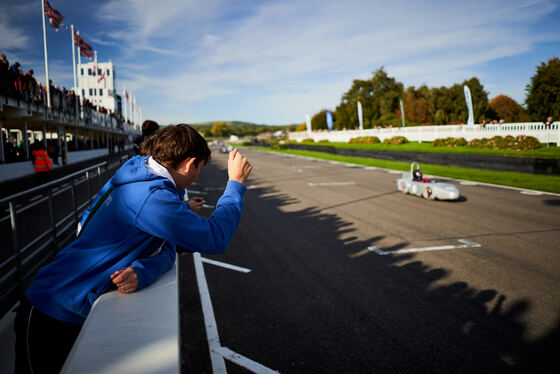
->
xmin=15 ymin=124 xmax=252 ymax=373
xmin=31 ymin=143 xmax=53 ymax=184
xmin=544 ymin=116 xmax=554 ymax=128
xmin=134 ymin=119 xmax=160 ymax=155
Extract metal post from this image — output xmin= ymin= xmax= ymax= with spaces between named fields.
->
xmin=9 ymin=201 xmax=24 ymax=298
xmin=0 ymin=121 xmax=5 ymax=163
xmin=97 ymin=165 xmax=102 ymax=189
xmin=47 ymin=187 xmax=58 ymax=254
xmin=23 ymin=119 xmax=29 ymax=159
xmin=86 ymin=170 xmax=92 ymax=203
xmin=41 ymin=0 xmax=51 ymax=110
xmin=71 ymin=178 xmax=78 ymax=226
xmin=43 ymin=123 xmax=47 ymax=150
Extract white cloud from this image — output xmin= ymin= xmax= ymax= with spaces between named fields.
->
xmin=87 ymin=0 xmax=559 ymax=123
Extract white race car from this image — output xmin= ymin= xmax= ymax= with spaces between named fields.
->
xmin=396 ymin=162 xmax=460 ymax=200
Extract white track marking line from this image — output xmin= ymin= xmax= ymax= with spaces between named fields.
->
xmin=369 ymin=239 xmax=481 ymax=255
xmin=308 ymin=182 xmax=355 ymax=186
xmin=202 ymin=204 xmax=216 ymax=209
xmin=388 ymin=170 xmax=402 ymax=174
xmin=460 ymin=181 xmax=478 ymax=185
xmin=246 ymin=185 xmax=259 ymax=189
xmin=200 ymin=257 xmax=251 ymax=273
xmin=215 ymin=346 xmax=281 ymax=374
xmin=193 ymin=253 xmax=279 ymax=374
xmin=205 ymin=187 xmax=226 ymax=191
xmin=194 ymin=253 xmax=227 ymax=373
xmin=520 ymin=190 xmax=543 ymax=196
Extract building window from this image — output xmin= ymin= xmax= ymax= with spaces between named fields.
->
xmin=94 ymin=89 xmax=97 ymax=96
xmin=108 ymin=89 xmax=113 ymax=97
xmin=82 ymin=89 xmax=85 ymax=97
xmin=99 ymin=89 xmax=103 ymax=96
xmin=107 ymin=69 xmax=110 ymax=76
xmin=88 ymin=68 xmax=92 ymax=76
xmin=80 ymin=68 xmax=84 ymax=75
xmin=98 ymin=68 xmax=102 ymax=75
xmin=89 ymin=88 xmax=93 ymax=96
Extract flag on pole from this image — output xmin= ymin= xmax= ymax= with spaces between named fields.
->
xmin=305 ymin=114 xmax=312 ymax=135
xmin=326 ymin=110 xmax=333 ymax=131
xmin=357 ymin=101 xmax=363 ymax=130
xmin=97 ymin=71 xmax=106 ymax=83
xmin=44 ymin=1 xmax=64 ymax=31
xmin=74 ymin=32 xmax=93 ymax=59
xmin=464 ymin=85 xmax=474 ymax=125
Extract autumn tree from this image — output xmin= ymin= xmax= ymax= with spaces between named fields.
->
xmin=210 ymin=122 xmax=230 ymax=137
xmin=489 ymin=95 xmax=530 ymax=122
xmin=311 ymin=109 xmax=334 ymax=130
xmin=295 ymin=122 xmax=307 ymax=131
xmin=525 ymin=57 xmax=560 ymax=121
xmin=402 ymin=86 xmax=433 ymax=125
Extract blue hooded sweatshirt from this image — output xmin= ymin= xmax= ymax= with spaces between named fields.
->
xmin=26 ymin=155 xmax=246 ymax=324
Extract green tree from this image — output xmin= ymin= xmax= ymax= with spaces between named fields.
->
xmin=489 ymin=94 xmax=530 ymax=122
xmin=335 ymin=68 xmax=403 ymax=129
xmin=211 ymin=122 xmax=230 ymax=137
xmin=402 ymin=86 xmax=433 ymax=125
xmin=525 ymin=57 xmax=560 ymax=121
xmin=311 ymin=109 xmax=333 ymax=130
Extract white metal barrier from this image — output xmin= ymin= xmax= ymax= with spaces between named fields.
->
xmin=289 ymin=122 xmax=560 ymax=146
xmin=61 ymin=262 xmax=179 ymax=374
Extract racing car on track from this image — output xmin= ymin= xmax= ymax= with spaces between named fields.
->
xmin=396 ymin=162 xmax=460 ymax=200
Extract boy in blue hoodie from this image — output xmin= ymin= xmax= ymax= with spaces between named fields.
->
xmin=14 ymin=124 xmax=252 ymax=374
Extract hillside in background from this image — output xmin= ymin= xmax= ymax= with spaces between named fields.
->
xmin=190 ymin=121 xmax=299 ymax=137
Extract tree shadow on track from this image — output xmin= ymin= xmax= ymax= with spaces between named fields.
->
xmin=182 ymin=160 xmax=560 ymax=374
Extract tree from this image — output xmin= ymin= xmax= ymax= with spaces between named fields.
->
xmin=526 ymin=57 xmax=560 ymax=121
xmin=311 ymin=109 xmax=333 ymax=130
xmin=210 ymin=122 xmax=230 ymax=137
xmin=295 ymin=122 xmax=307 ymax=131
xmin=489 ymin=95 xmax=530 ymax=122
xmin=335 ymin=68 xmax=403 ymax=129
xmin=402 ymin=86 xmax=433 ymax=125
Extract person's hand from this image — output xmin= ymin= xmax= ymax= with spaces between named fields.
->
xmin=188 ymin=197 xmax=206 ymax=212
xmin=228 ymin=148 xmax=252 ymax=184
xmin=110 ymin=267 xmax=139 ymax=294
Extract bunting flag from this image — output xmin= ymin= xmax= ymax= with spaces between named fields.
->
xmin=122 ymin=89 xmax=130 ymax=102
xmin=74 ymin=32 xmax=93 ymax=59
xmin=44 ymin=1 xmax=65 ymax=31
xmin=97 ymin=71 xmax=106 ymax=83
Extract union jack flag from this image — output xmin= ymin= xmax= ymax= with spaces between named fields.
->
xmin=44 ymin=1 xmax=64 ymax=31
xmin=74 ymin=32 xmax=93 ymax=59
xmin=97 ymin=71 xmax=106 ymax=83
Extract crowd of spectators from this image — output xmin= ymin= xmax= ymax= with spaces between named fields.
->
xmin=1 ymin=53 xmax=131 ymax=130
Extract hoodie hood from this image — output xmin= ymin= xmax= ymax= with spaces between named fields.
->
xmin=112 ymin=155 xmax=171 ymax=188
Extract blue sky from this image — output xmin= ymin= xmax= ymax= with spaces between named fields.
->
xmin=1 ymin=0 xmax=559 ymax=125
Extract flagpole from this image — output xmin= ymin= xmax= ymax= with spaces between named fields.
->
xmin=77 ymin=31 xmax=83 ymax=118
xmin=123 ymin=86 xmax=128 ymax=123
xmin=41 ymin=0 xmax=51 ymax=110
xmin=94 ymin=50 xmax=99 ymax=111
xmin=71 ymin=24 xmax=79 ymax=121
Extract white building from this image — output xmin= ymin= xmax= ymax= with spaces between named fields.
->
xmin=77 ymin=60 xmax=119 ymax=113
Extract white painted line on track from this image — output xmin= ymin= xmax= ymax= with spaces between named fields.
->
xmin=388 ymin=170 xmax=402 ymax=174
xmin=369 ymin=239 xmax=481 ymax=255
xmin=200 ymin=257 xmax=251 ymax=273
xmin=520 ymin=190 xmax=543 ymax=196
xmin=364 ymin=167 xmax=378 ymax=170
xmin=246 ymin=185 xmax=259 ymax=190
xmin=202 ymin=204 xmax=216 ymax=209
xmin=460 ymin=181 xmax=478 ymax=186
xmin=193 ymin=253 xmax=279 ymax=373
xmin=214 ymin=346 xmax=280 ymax=374
xmin=308 ymin=182 xmax=355 ymax=186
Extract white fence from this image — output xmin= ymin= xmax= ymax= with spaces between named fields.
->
xmin=289 ymin=122 xmax=560 ymax=146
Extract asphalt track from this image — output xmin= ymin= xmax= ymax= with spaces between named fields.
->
xmin=179 ymin=147 xmax=560 ymax=373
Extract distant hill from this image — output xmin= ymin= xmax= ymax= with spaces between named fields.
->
xmin=190 ymin=121 xmax=299 ymax=136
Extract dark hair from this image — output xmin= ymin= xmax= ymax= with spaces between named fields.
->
xmin=144 ymin=124 xmax=210 ymax=169
xmin=142 ymin=120 xmax=159 ymax=137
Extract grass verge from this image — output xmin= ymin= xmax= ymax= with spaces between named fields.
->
xmin=256 ymin=147 xmax=560 ymax=194
xmin=297 ymin=141 xmax=560 ymax=159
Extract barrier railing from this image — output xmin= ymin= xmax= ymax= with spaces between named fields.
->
xmin=0 ymin=157 xmax=130 ymax=319
xmin=289 ymin=122 xmax=560 ymax=146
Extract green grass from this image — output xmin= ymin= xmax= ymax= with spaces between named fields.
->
xmin=297 ymin=141 xmax=560 ymax=159
xmin=256 ymin=147 xmax=560 ymax=194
